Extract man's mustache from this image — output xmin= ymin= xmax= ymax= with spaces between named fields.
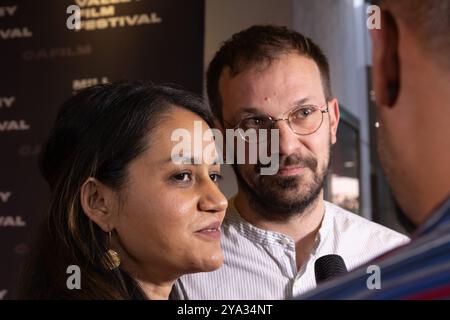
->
xmin=255 ymin=153 xmax=317 ymax=174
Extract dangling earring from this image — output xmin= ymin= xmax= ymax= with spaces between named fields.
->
xmin=106 ymin=230 xmax=121 ymax=270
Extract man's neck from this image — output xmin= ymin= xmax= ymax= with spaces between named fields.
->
xmin=234 ymin=190 xmax=325 ymax=269
xmin=398 ymin=41 xmax=450 ymax=225
xmin=415 ymin=79 xmax=450 ymax=225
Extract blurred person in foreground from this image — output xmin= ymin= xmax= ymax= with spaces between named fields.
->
xmin=301 ymin=0 xmax=450 ymax=299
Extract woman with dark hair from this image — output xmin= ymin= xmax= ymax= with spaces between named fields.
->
xmin=18 ymin=82 xmax=227 ymax=299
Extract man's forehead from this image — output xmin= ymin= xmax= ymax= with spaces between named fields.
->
xmin=219 ymin=55 xmax=323 ymax=113
xmin=220 ymin=54 xmax=321 ymax=90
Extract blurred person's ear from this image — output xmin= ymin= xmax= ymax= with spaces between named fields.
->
xmin=80 ymin=177 xmax=117 ymax=232
xmin=370 ymin=10 xmax=400 ymax=108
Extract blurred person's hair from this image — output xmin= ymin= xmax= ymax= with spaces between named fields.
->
xmin=17 ymin=82 xmax=212 ymax=299
xmin=375 ymin=0 xmax=450 ymax=70
xmin=206 ymin=24 xmax=332 ymax=121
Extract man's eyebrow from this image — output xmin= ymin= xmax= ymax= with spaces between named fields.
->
xmin=290 ymin=97 xmax=312 ymax=107
xmin=239 ymin=97 xmax=313 ymax=115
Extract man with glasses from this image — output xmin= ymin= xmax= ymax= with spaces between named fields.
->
xmin=173 ymin=25 xmax=409 ymax=299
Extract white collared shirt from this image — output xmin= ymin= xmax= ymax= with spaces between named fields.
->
xmin=173 ymin=200 xmax=410 ymax=299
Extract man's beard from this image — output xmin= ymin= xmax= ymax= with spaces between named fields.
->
xmin=232 ymin=148 xmax=330 ymax=222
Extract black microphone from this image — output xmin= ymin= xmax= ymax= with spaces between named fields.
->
xmin=314 ymin=254 xmax=347 ymax=285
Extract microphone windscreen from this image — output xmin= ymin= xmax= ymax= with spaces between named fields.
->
xmin=314 ymin=254 xmax=347 ymax=285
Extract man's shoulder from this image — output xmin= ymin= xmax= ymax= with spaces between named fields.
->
xmin=323 ymin=201 xmax=410 ymax=264
xmin=324 ymin=201 xmax=409 ymax=243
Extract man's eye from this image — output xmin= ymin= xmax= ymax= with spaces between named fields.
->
xmin=173 ymin=172 xmax=191 ymax=182
xmin=294 ymin=107 xmax=315 ymax=118
xmin=209 ymin=173 xmax=222 ymax=183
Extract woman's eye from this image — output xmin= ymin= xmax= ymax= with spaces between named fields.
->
xmin=243 ymin=116 xmax=268 ymax=129
xmin=248 ymin=118 xmax=261 ymax=125
xmin=209 ymin=173 xmax=222 ymax=183
xmin=173 ymin=172 xmax=191 ymax=182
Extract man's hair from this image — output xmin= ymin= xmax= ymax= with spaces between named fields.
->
xmin=206 ymin=25 xmax=332 ymax=121
xmin=377 ymin=0 xmax=450 ymax=69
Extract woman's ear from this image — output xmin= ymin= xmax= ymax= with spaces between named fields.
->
xmin=80 ymin=177 xmax=118 ymax=232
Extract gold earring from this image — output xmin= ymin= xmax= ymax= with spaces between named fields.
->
xmin=106 ymin=230 xmax=121 ymax=270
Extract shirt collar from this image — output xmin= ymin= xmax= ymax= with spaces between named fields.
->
xmin=224 ymin=197 xmax=294 ymax=248
xmin=224 ymin=197 xmax=330 ymax=251
xmin=415 ymin=194 xmax=450 ymax=237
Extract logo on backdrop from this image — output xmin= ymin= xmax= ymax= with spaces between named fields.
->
xmin=67 ymin=1 xmax=162 ymax=31
xmin=0 ymin=119 xmax=30 ymax=132
xmin=0 ymin=191 xmax=12 ymax=203
xmin=0 ymin=5 xmax=33 ymax=40
xmin=0 ymin=289 xmax=7 ymax=300
xmin=0 ymin=97 xmax=15 ymax=108
xmin=73 ymin=77 xmax=110 ymax=91
xmin=14 ymin=243 xmax=30 ymax=256
xmin=22 ymin=45 xmax=92 ymax=61
xmin=0 ymin=5 xmax=17 ymax=17
xmin=0 ymin=27 xmax=32 ymax=40
xmin=18 ymin=145 xmax=41 ymax=157
xmin=0 ymin=215 xmax=26 ymax=227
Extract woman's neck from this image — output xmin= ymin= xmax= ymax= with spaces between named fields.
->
xmin=116 ymin=246 xmax=178 ymax=300
xmin=136 ymin=279 xmax=175 ymax=300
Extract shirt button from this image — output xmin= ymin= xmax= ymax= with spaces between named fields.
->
xmin=280 ymin=238 xmax=290 ymax=246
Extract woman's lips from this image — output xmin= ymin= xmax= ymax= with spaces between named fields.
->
xmin=196 ymin=221 xmax=221 ymax=240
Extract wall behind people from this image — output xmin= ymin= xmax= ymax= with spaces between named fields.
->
xmin=0 ymin=0 xmax=204 ymax=299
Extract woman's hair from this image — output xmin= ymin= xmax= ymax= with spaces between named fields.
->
xmin=18 ymin=82 xmax=213 ymax=299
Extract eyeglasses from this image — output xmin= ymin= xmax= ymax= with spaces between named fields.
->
xmin=225 ymin=103 xmax=329 ymax=142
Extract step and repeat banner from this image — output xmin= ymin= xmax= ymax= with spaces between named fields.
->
xmin=0 ymin=0 xmax=205 ymax=299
